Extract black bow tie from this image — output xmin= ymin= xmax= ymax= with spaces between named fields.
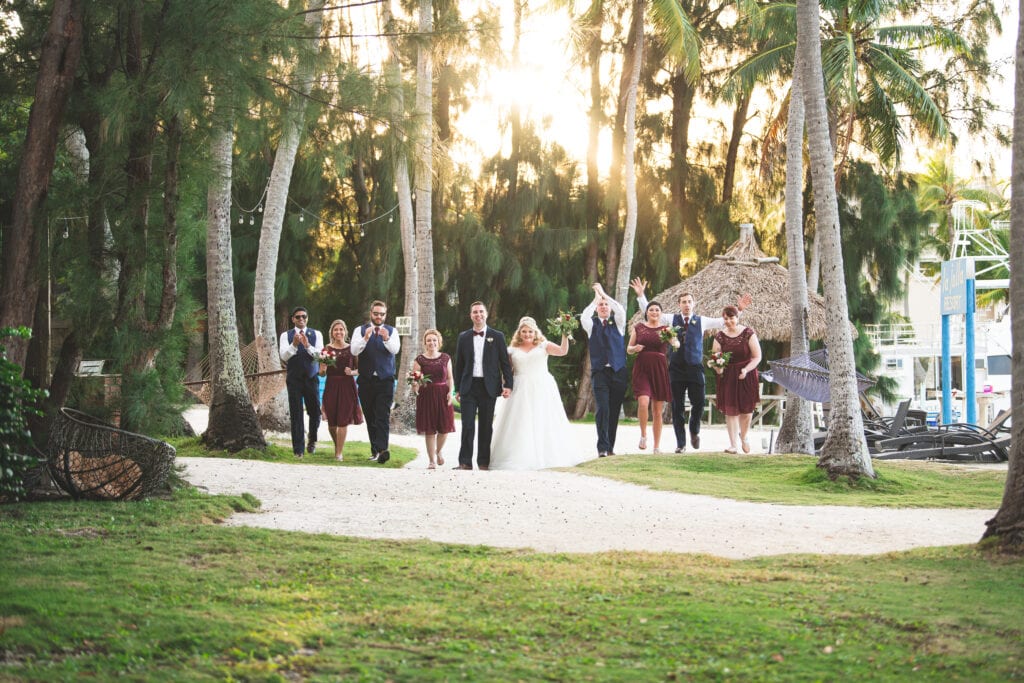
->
xmin=474 ymin=330 xmax=485 ymax=337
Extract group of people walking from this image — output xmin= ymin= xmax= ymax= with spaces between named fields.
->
xmin=278 ymin=281 xmax=763 ymax=469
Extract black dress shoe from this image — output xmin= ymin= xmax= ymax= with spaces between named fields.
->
xmin=691 ymin=434 xmax=700 ymax=449
xmin=478 ymin=465 xmax=489 ymax=470
xmin=454 ymin=464 xmax=472 ymax=470
xmin=294 ymin=452 xmax=303 ymax=459
xmin=674 ymin=447 xmax=686 ymax=454
xmin=377 ymin=450 xmax=390 ymax=464
xmin=307 ymin=443 xmax=316 ymax=454
xmin=598 ymin=452 xmax=608 ymax=458
xmin=368 ymin=453 xmax=378 ymax=461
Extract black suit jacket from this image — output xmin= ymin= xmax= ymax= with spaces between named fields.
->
xmin=454 ymin=327 xmax=514 ymax=398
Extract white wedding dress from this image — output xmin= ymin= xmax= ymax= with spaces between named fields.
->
xmin=490 ymin=344 xmax=589 ymax=470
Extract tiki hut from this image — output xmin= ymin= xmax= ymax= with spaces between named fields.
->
xmin=630 ymin=223 xmax=842 ymax=342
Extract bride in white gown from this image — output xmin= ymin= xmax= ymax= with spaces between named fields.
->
xmin=490 ymin=317 xmax=590 ymax=470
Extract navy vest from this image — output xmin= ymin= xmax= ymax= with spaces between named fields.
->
xmin=589 ymin=314 xmax=626 ymax=371
xmin=286 ymin=328 xmax=318 ymax=379
xmin=357 ymin=324 xmax=397 ymax=379
xmin=670 ymin=313 xmax=703 ymax=368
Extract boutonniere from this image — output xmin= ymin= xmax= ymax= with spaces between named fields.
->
xmin=689 ymin=317 xmax=697 ymax=325
xmin=486 ymin=337 xmax=494 ymax=343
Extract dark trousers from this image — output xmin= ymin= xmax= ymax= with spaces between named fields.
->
xmin=358 ymin=376 xmax=395 ymax=455
xmin=592 ymin=366 xmax=628 ymax=454
xmin=671 ymin=375 xmax=705 ymax=448
xmin=287 ymin=375 xmax=321 ymax=455
xmin=459 ymin=378 xmax=497 ymax=468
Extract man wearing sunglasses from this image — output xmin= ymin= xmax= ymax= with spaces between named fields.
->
xmin=351 ymin=300 xmax=401 ymax=464
xmin=279 ymin=306 xmax=324 ymax=458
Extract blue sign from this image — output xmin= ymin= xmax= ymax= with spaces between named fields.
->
xmin=940 ymin=258 xmax=974 ymax=315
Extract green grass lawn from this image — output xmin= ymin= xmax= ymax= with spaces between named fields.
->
xmin=0 ymin=489 xmax=1021 ymax=681
xmin=573 ymin=454 xmax=1006 ymax=508
xmin=167 ymin=436 xmax=418 ymax=468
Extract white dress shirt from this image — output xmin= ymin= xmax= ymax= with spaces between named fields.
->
xmin=472 ymin=328 xmax=486 ymax=377
xmin=636 ymin=294 xmax=728 ymax=336
xmin=581 ymin=297 xmax=627 ymax=337
xmin=279 ymin=326 xmax=324 ymax=361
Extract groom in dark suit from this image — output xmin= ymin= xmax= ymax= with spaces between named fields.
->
xmin=454 ymin=301 xmax=514 ymax=470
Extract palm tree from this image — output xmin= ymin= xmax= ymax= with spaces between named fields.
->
xmin=203 ymin=101 xmax=267 ymax=452
xmin=775 ymin=55 xmax=815 ymax=455
xmin=731 ymin=0 xmax=972 ymax=172
xmin=981 ymin=0 xmax=1023 ymax=548
xmin=414 ymin=0 xmax=436 ymax=338
xmin=253 ymin=0 xmax=325 ymax=431
xmin=915 ymin=153 xmax=1002 ymax=261
xmin=613 ymin=0 xmax=701 ymax=305
xmin=383 ymin=0 xmax=418 ymax=421
xmin=797 ymin=0 xmax=873 ymax=478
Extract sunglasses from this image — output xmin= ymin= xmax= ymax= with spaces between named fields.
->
xmin=293 ymin=314 xmax=307 ymax=319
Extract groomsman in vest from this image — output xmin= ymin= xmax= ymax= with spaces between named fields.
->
xmin=453 ymin=301 xmax=513 ymax=470
xmin=279 ymin=306 xmax=324 ymax=458
xmin=581 ymin=283 xmax=628 ymax=458
xmin=633 ymin=278 xmax=751 ymax=453
xmin=351 ymin=300 xmax=401 ymax=464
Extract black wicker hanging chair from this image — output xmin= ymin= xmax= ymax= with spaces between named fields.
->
xmin=47 ymin=408 xmax=176 ymax=500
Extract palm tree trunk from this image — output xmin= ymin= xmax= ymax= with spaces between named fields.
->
xmin=604 ymin=2 xmax=641 ymax=291
xmin=413 ymin=0 xmax=436 ymax=337
xmin=797 ymin=0 xmax=873 ymax=478
xmin=203 ymin=101 xmax=266 ymax=452
xmin=775 ymin=60 xmax=814 ymax=455
xmin=981 ymin=0 xmax=1024 ymax=547
xmin=614 ymin=0 xmax=644 ymax=305
xmin=253 ymin=0 xmax=325 ymax=431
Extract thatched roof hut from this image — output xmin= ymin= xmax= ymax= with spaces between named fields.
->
xmin=630 ymin=224 xmax=842 ymax=341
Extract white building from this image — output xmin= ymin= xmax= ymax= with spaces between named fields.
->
xmin=865 ymin=203 xmax=1010 ymax=426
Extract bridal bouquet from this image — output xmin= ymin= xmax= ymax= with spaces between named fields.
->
xmin=704 ymin=350 xmax=732 ymax=372
xmin=406 ymin=369 xmax=432 ymax=387
xmin=312 ymin=350 xmax=337 ymax=367
xmin=546 ymin=309 xmax=580 ymax=342
xmin=659 ymin=326 xmax=681 ymax=349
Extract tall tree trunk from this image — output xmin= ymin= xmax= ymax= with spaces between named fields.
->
xmin=981 ymin=0 xmax=1024 ymax=548
xmin=722 ymin=92 xmax=751 ymax=204
xmin=574 ymin=10 xmax=605 ymax=420
xmin=507 ymin=0 xmax=524 ymax=203
xmin=413 ymin=0 xmax=436 ymax=338
xmin=807 ymin=226 xmax=821 ymax=294
xmin=0 ymin=0 xmax=83 ymax=371
xmin=254 ymin=0 xmax=325 ymax=431
xmin=775 ymin=61 xmax=814 ymax=455
xmin=584 ymin=16 xmax=602 ymax=283
xmin=668 ymin=65 xmax=695 ymax=272
xmin=613 ymin=0 xmax=644 ymax=305
xmin=798 ymin=0 xmax=873 ymax=478
xmin=385 ymin=0 xmax=419 ymax=431
xmin=604 ymin=3 xmax=641 ymax=291
xmin=203 ymin=103 xmax=266 ymax=452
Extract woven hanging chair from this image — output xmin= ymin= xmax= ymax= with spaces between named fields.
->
xmin=184 ymin=337 xmax=286 ymax=408
xmin=47 ymin=408 xmax=176 ymax=500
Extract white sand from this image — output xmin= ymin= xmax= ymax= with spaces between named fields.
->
xmin=180 ymin=407 xmax=996 ymax=559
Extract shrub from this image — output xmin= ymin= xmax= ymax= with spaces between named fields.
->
xmin=1 ymin=327 xmax=47 ymax=501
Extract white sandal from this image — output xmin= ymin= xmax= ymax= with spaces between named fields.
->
xmin=639 ymin=436 xmax=647 ymax=450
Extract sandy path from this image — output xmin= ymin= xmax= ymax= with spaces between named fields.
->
xmin=180 ymin=408 xmax=995 ymax=559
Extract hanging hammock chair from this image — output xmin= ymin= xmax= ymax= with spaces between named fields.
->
xmin=762 ymin=348 xmax=875 ymax=403
xmin=183 ymin=337 xmax=286 ymax=409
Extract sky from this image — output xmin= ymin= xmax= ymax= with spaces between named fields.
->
xmin=339 ymin=0 xmax=1017 ymax=184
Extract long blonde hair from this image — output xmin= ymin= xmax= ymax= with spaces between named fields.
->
xmin=510 ymin=316 xmax=547 ymax=347
xmin=328 ymin=319 xmax=348 ymax=343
